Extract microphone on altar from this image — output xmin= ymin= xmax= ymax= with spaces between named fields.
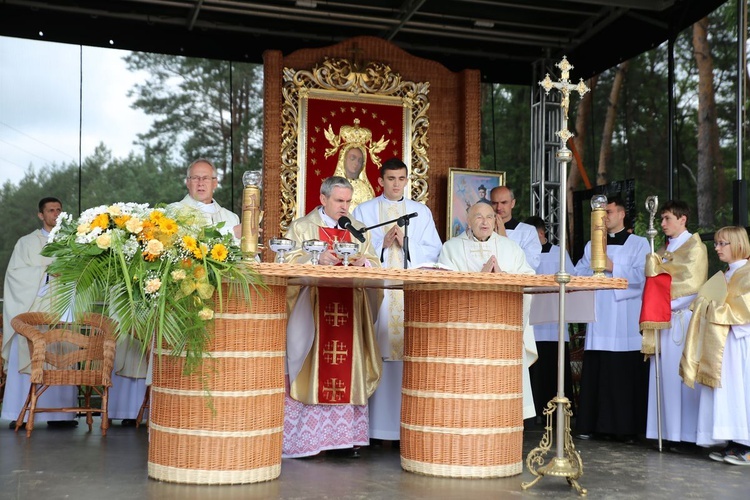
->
xmin=337 ymin=216 xmax=366 ymax=243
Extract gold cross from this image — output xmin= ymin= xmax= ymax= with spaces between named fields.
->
xmin=322 ymin=378 xmax=347 ymax=402
xmin=323 ymin=340 xmax=349 ymax=365
xmin=324 ymin=302 xmax=349 ymax=327
xmin=539 ymin=56 xmax=589 ymax=146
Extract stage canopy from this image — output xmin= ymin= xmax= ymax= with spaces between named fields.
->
xmin=0 ymin=0 xmax=728 ymax=84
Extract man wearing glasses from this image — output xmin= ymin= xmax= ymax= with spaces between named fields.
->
xmin=173 ymin=158 xmax=241 ymax=241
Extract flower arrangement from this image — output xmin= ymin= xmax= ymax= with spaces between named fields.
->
xmin=42 ymin=202 xmax=261 ymax=372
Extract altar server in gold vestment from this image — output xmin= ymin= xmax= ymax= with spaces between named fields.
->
xmin=681 ymin=226 xmax=750 ymax=464
xmin=642 ymin=200 xmax=707 ymax=451
xmin=438 ymin=201 xmax=537 ymax=419
xmin=282 ymin=176 xmax=382 ymax=457
xmin=353 ymin=158 xmax=442 ymax=442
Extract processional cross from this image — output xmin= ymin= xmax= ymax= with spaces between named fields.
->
xmin=522 ymin=57 xmax=589 ymax=496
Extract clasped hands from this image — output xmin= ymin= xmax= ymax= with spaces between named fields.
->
xmin=383 ymin=225 xmax=404 ymax=249
xmin=481 ymin=255 xmax=506 ymax=273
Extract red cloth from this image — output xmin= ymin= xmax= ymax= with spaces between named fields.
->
xmin=639 ymin=273 xmax=672 ymax=328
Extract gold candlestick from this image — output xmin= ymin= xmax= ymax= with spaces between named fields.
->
xmin=241 ymin=170 xmax=262 ymax=259
xmin=590 ymin=194 xmax=608 ymax=277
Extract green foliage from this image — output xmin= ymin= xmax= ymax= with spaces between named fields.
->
xmin=42 ymin=203 xmax=263 ymax=373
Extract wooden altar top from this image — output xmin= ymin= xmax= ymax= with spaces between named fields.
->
xmin=244 ymin=262 xmax=627 ymax=293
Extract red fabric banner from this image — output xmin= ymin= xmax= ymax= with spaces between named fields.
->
xmin=640 ymin=273 xmax=673 ymax=327
xmin=303 ymin=97 xmax=405 ymax=213
xmin=316 ymin=227 xmax=355 ymax=403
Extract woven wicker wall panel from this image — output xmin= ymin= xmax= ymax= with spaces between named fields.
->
xmin=263 ymin=36 xmax=480 ymax=257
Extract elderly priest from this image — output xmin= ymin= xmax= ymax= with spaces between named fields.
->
xmin=438 ymin=200 xmax=537 ymax=420
xmin=282 ymin=176 xmax=382 ymax=458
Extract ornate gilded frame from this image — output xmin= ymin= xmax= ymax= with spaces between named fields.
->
xmin=280 ymin=57 xmax=430 ymax=231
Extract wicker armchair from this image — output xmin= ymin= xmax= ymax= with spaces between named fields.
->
xmin=10 ymin=312 xmax=117 ymax=437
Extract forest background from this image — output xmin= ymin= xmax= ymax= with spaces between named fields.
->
xmin=1 ymin=0 xmax=748 ymax=293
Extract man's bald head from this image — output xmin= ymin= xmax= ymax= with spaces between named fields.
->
xmin=468 ymin=201 xmax=495 ymax=241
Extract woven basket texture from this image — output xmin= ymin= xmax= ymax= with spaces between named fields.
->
xmin=147 ymin=284 xmax=286 ymax=485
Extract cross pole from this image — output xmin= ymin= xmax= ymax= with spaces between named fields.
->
xmin=522 ymin=56 xmax=589 ymax=496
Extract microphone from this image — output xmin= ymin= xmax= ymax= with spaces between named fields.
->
xmin=397 ymin=212 xmax=419 ymax=227
xmin=337 ymin=216 xmax=366 ymax=243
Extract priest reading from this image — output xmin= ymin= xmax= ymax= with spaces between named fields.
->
xmin=282 ymin=176 xmax=382 ymax=458
xmin=438 ymin=201 xmax=537 ymax=419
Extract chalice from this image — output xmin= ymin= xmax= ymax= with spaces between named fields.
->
xmin=333 ymin=241 xmax=359 ymax=267
xmin=302 ymin=239 xmax=328 ymax=265
xmin=268 ymin=237 xmax=296 ymax=263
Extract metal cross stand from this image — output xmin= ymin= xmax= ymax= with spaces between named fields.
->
xmin=521 ymin=56 xmax=589 ymax=496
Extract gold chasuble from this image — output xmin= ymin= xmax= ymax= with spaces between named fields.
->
xmin=680 ymin=263 xmax=750 ymax=388
xmin=641 ymin=233 xmax=707 ymax=355
xmin=284 ymin=208 xmax=382 ymax=405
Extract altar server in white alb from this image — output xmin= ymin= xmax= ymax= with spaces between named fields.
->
xmin=641 ymin=200 xmax=707 ymax=451
xmin=490 ymin=186 xmax=541 ymax=270
xmin=573 ymin=196 xmax=650 ymax=442
xmin=438 ymin=201 xmax=537 ymax=419
xmin=2 ymin=197 xmax=78 ymax=428
xmin=353 ymin=158 xmax=442 ymax=442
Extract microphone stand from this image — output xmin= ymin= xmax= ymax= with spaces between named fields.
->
xmin=360 ymin=214 xmax=414 ymax=269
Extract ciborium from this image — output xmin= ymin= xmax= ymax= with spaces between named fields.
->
xmin=333 ymin=241 xmax=359 ymax=267
xmin=269 ymin=237 xmax=295 ymax=263
xmin=302 ymin=239 xmax=327 ymax=265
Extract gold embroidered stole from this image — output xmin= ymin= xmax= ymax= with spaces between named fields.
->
xmin=641 ymin=233 xmax=707 ymax=355
xmin=380 ymin=200 xmax=405 ymax=360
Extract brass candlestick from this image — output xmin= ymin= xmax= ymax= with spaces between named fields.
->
xmin=522 ymin=56 xmax=589 ymax=496
xmin=590 ymin=194 xmax=608 ymax=277
xmin=241 ymin=170 xmax=262 ymax=259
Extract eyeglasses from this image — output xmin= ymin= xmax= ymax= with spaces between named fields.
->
xmin=714 ymin=241 xmax=730 ymax=248
xmin=187 ymin=176 xmax=217 ymax=183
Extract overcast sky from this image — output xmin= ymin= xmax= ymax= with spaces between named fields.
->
xmin=0 ymin=35 xmax=153 ymax=186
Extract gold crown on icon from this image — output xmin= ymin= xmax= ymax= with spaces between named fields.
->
xmin=324 ymin=118 xmax=389 ymax=168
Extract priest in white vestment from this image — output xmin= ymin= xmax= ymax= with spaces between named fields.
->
xmin=2 ymin=197 xmax=78 ymax=427
xmin=353 ymin=158 xmax=442 ymax=441
xmin=283 ymin=176 xmax=382 ymax=458
xmin=438 ymin=201 xmax=537 ymax=420
xmin=135 ymin=158 xmax=244 ymax=423
xmin=490 ymin=186 xmax=541 ymax=270
xmin=169 ymin=158 xmax=241 ymax=243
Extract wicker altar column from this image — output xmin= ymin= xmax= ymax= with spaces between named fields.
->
xmin=147 ymin=281 xmax=287 ymax=485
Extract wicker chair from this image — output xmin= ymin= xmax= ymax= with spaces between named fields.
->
xmin=10 ymin=312 xmax=117 ymax=437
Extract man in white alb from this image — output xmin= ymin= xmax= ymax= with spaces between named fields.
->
xmin=2 ymin=197 xmax=78 ymax=428
xmin=170 ymin=158 xmax=241 ymax=242
xmin=353 ymin=158 xmax=442 ymax=442
xmin=438 ymin=201 xmax=537 ymax=419
xmin=490 ymin=186 xmax=541 ymax=270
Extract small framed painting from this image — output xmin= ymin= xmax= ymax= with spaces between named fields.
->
xmin=447 ymin=168 xmax=506 ymax=238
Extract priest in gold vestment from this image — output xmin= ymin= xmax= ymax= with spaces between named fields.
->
xmin=282 ymin=176 xmax=382 ymax=458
